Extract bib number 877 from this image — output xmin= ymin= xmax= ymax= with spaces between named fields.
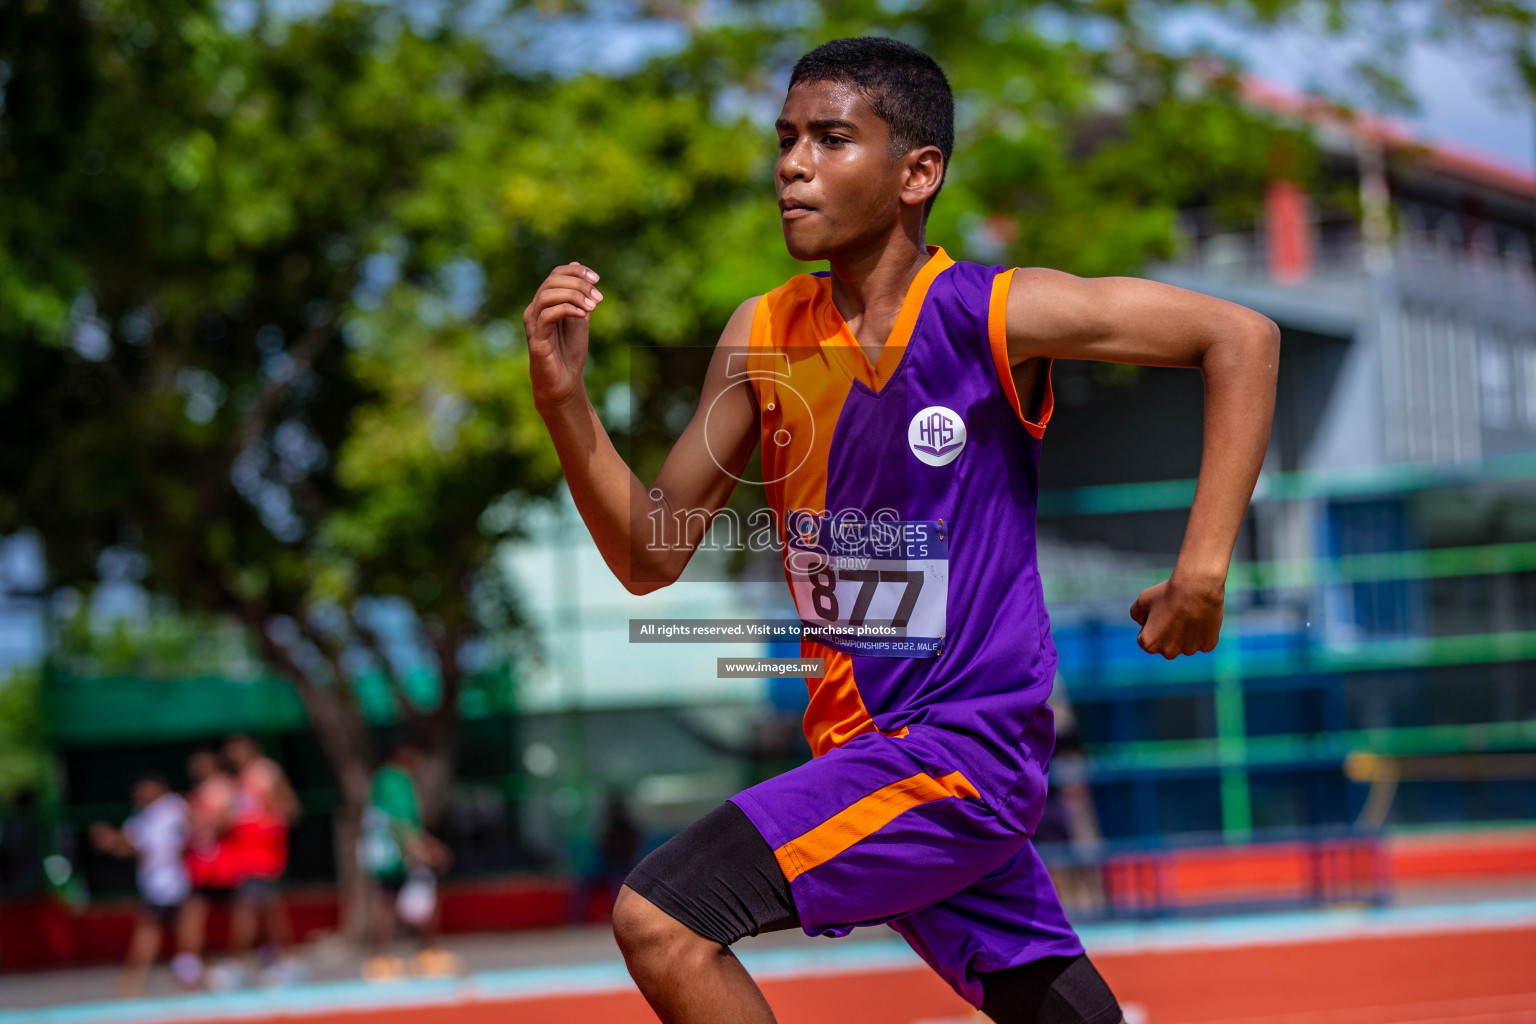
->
xmin=806 ymin=566 xmax=924 ymax=627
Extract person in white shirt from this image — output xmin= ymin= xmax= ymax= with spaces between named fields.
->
xmin=90 ymin=773 xmax=192 ymax=995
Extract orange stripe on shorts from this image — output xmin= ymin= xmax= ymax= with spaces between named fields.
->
xmin=772 ymin=770 xmax=981 ymax=882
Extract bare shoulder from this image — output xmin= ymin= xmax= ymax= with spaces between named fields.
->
xmin=1006 ymin=264 xmax=1275 ymax=367
xmin=1003 ymin=267 xmax=1100 ymax=360
xmin=708 ymin=295 xmax=763 ymax=370
xmin=719 ymin=295 xmax=763 ymax=345
xmin=1010 ymin=266 xmax=1086 ymax=290
xmin=701 ymin=296 xmax=765 ymax=396
xmin=1006 ymin=267 xmax=1098 ymax=322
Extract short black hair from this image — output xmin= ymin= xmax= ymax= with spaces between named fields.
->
xmin=789 ymin=37 xmax=955 ymax=213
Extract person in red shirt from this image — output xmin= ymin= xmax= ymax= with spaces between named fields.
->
xmin=174 ymin=749 xmax=238 ymax=987
xmin=221 ymin=735 xmax=301 ymax=981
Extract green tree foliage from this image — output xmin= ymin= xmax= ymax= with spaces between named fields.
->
xmin=2 ymin=0 xmax=1528 ymax=926
xmin=0 ymin=0 xmax=791 ymax=925
xmin=0 ymin=670 xmax=50 ymax=803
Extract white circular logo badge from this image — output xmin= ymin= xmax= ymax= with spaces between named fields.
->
xmin=908 ymin=405 xmax=967 ymax=466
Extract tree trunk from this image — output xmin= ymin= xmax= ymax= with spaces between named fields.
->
xmin=408 ymin=643 xmax=463 ymax=831
xmin=411 ymin=708 xmax=460 ymax=832
xmin=252 ymin=614 xmax=463 ymax=941
xmin=284 ymin=676 xmax=377 ymax=942
xmin=331 ymin=798 xmax=370 ymax=941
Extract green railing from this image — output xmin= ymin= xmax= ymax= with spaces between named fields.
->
xmin=1038 ymin=450 xmax=1536 ymax=841
xmin=1039 ymin=448 xmax=1536 ymax=516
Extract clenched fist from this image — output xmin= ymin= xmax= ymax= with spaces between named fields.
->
xmin=1129 ymin=572 xmax=1224 ymax=659
xmin=523 ymin=261 xmax=604 ymax=410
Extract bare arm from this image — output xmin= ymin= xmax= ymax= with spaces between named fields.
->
xmin=272 ymin=769 xmax=301 ymax=823
xmin=524 ymin=262 xmax=761 ymax=594
xmin=89 ymin=822 xmax=135 ymax=858
xmin=1007 ymin=269 xmax=1280 ymax=658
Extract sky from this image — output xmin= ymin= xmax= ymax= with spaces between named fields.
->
xmin=1160 ymin=9 xmax=1536 ymax=177
xmin=1392 ymin=43 xmax=1535 ymax=174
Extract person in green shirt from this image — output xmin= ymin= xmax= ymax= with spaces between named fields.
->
xmin=358 ymin=743 xmax=453 ymax=979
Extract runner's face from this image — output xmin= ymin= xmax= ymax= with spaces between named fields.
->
xmin=776 ymin=82 xmax=903 ymax=261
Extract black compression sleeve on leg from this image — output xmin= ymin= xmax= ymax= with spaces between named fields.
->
xmin=623 ymin=799 xmax=800 ymax=947
xmin=978 ymin=953 xmax=1123 ymax=1024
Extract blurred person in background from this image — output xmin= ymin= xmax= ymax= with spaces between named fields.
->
xmin=89 ymin=773 xmax=191 ymax=995
xmin=568 ymin=790 xmax=643 ymax=924
xmin=1034 ymin=685 xmax=1105 ymax=915
xmin=214 ymin=734 xmax=304 ymax=988
xmin=174 ymin=748 xmax=239 ymax=989
xmin=358 ymin=742 xmax=456 ymax=980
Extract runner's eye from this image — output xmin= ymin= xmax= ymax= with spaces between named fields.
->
xmin=778 ymin=136 xmax=795 ymax=150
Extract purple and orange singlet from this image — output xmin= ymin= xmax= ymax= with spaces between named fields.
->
xmin=725 ymin=246 xmax=1084 ymax=1009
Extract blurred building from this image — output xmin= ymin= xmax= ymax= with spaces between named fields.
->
xmin=1035 ymin=76 xmax=1536 ymax=845
xmin=495 ymin=495 xmax=797 ymax=865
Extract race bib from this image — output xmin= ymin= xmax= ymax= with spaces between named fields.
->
xmin=786 ymin=515 xmax=948 ymax=658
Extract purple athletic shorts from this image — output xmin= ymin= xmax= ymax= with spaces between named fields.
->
xmin=728 ymin=724 xmax=1085 ymax=1009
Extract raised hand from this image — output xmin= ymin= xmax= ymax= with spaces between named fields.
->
xmin=523 ymin=261 xmax=604 ymax=409
xmin=1129 ymin=573 xmax=1224 ymax=659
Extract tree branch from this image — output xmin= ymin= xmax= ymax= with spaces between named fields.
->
xmin=187 ymin=551 xmax=347 ymax=705
xmin=291 ymin=613 xmax=363 ymax=710
xmin=234 ymin=269 xmax=358 ymax=458
xmin=189 ymin=552 xmax=377 ymax=789
xmin=432 ymin=621 xmax=466 ymax=724
xmin=351 ymin=609 xmax=424 ymax=723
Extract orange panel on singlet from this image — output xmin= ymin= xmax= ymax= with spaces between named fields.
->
xmin=799 ymin=638 xmax=907 ymax=758
xmin=749 ymin=276 xmax=842 ymax=523
xmin=987 ymin=267 xmax=1055 ymax=439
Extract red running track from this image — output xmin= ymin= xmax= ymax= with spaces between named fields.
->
xmin=175 ymin=926 xmax=1536 ymax=1024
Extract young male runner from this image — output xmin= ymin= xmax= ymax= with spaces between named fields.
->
xmin=524 ymin=37 xmax=1278 ymax=1024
